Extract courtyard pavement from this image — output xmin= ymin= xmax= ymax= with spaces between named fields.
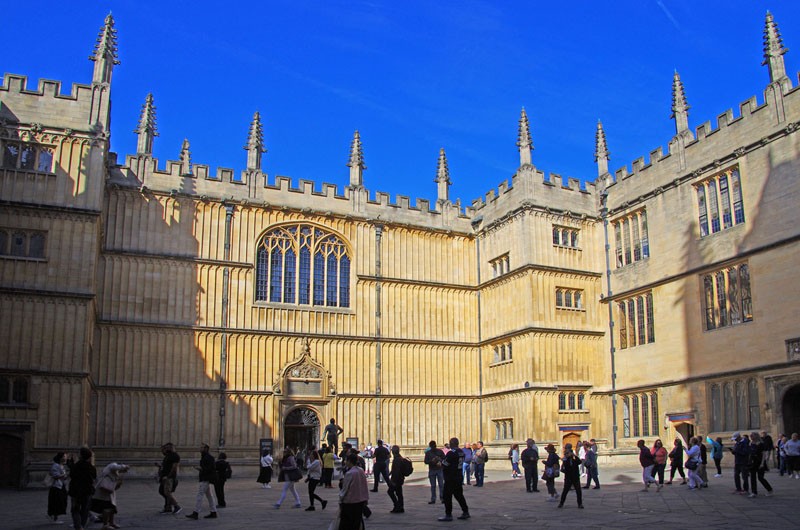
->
xmin=4 ymin=463 xmax=799 ymax=529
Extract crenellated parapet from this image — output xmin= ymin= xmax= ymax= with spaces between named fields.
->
xmin=604 ymin=80 xmax=800 ymax=214
xmin=0 ymin=75 xmax=107 ymax=134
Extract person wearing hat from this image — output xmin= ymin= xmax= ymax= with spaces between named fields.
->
xmin=729 ymin=432 xmax=751 ymax=494
xmin=542 ymin=444 xmax=560 ymax=501
xmin=520 ymin=439 xmax=540 ymax=493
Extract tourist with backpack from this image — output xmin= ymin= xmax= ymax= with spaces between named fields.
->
xmin=388 ymin=445 xmax=411 ymax=513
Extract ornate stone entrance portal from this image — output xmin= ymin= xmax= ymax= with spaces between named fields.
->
xmin=284 ymin=407 xmax=320 ymax=452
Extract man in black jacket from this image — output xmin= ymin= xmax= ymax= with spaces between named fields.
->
xmin=438 ymin=437 xmax=470 ymax=522
xmin=520 ymin=438 xmax=540 ymax=492
xmin=371 ymin=440 xmax=391 ymax=492
xmin=68 ymin=446 xmax=96 ymax=530
xmin=186 ymin=443 xmax=218 ymax=520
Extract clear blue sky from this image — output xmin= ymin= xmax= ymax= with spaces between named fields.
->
xmin=3 ymin=1 xmax=799 ymax=206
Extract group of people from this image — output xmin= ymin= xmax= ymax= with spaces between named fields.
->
xmin=46 ymin=447 xmax=130 ymax=530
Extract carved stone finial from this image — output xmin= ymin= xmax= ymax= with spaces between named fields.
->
xmin=517 ymin=107 xmax=533 ymax=167
xmin=594 ymin=120 xmax=610 ymax=177
xmin=134 ymin=93 xmax=158 ymax=155
xmin=180 ymin=138 xmax=192 ymax=175
xmin=435 ymin=147 xmax=451 ymax=205
xmin=763 ymin=11 xmax=791 ymax=89
xmin=347 ymin=130 xmax=366 ymax=188
xmin=244 ymin=111 xmax=266 ymax=170
xmin=89 ymin=13 xmax=120 ymax=84
xmin=671 ymin=71 xmax=693 ymax=140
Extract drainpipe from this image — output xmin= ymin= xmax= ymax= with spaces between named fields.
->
xmin=219 ymin=203 xmax=235 ymax=449
xmin=374 ymin=224 xmax=383 ymax=442
xmin=473 ymin=222 xmax=483 ymax=442
xmin=600 ymin=191 xmax=618 ymax=449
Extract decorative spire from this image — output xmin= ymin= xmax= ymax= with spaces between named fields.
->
xmin=517 ymin=107 xmax=533 ymax=167
xmin=89 ymin=13 xmax=120 ymax=84
xmin=670 ymin=71 xmax=692 ymax=139
xmin=763 ymin=11 xmax=791 ymax=88
xmin=347 ymin=130 xmax=366 ymax=187
xmin=134 ymin=93 xmax=158 ymax=155
xmin=179 ymin=139 xmax=192 ymax=176
xmin=435 ymin=148 xmax=451 ymax=204
xmin=244 ymin=111 xmax=266 ymax=171
xmin=594 ymin=120 xmax=610 ymax=178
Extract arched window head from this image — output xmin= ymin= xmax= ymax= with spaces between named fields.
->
xmin=256 ymin=224 xmax=351 ymax=308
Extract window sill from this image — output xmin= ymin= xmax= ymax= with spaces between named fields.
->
xmin=253 ymin=301 xmax=355 ymax=314
xmin=703 ymin=319 xmax=753 ymax=333
xmin=0 ymin=255 xmax=47 ymax=262
xmin=614 ymin=256 xmax=650 ymax=270
xmin=558 ymin=408 xmax=589 ymax=414
xmin=556 ymin=306 xmax=585 ymax=312
xmin=553 ymin=244 xmax=582 ymax=251
xmin=489 ymin=359 xmax=513 ymax=367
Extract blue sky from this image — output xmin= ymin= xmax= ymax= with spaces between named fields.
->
xmin=3 ymin=1 xmax=799 ymax=206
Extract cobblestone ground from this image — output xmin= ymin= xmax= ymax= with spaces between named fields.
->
xmin=6 ymin=464 xmax=799 ymax=529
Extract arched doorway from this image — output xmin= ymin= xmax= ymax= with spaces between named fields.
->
xmin=562 ymin=432 xmax=580 ymax=451
xmin=0 ymin=433 xmax=24 ymax=489
xmin=781 ymin=384 xmax=800 ymax=435
xmin=284 ymin=407 xmax=320 ymax=453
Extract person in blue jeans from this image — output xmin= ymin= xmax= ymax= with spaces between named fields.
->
xmin=473 ymin=441 xmax=488 ymax=487
xmin=461 ymin=443 xmax=473 ymax=485
xmin=424 ymin=440 xmax=445 ymax=503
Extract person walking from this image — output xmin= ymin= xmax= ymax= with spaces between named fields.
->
xmin=747 ymin=432 xmax=773 ymax=497
xmin=185 ymin=443 xmax=218 ymax=519
xmin=321 ymin=446 xmax=335 ymax=488
xmin=473 ymin=441 xmax=488 ymax=487
xmin=67 ymin=447 xmax=97 ymax=530
xmin=697 ymin=437 xmax=709 ymax=487
xmin=274 ymin=448 xmax=303 ymax=509
xmin=437 ymin=437 xmax=470 ymax=521
xmin=521 ymin=438 xmax=540 ymax=492
xmin=706 ymin=436 xmax=724 ymax=477
xmin=582 ymin=441 xmax=600 ymax=489
xmin=91 ymin=462 xmax=129 ymax=529
xmin=666 ymin=438 xmax=686 ymax=485
xmin=156 ymin=443 xmax=182 ymax=515
xmin=762 ymin=431 xmax=775 ymax=471
xmin=730 ymin=432 xmax=751 ymax=493
xmin=388 ymin=445 xmax=406 ymax=513
xmin=257 ymin=449 xmax=273 ymax=489
xmin=339 ymin=453 xmax=369 ymax=530
xmin=424 ymin=440 xmax=445 ymax=504
xmin=461 ymin=442 xmax=474 ymax=485
xmin=637 ymin=439 xmax=661 ymax=491
xmin=214 ymin=452 xmax=231 ymax=508
xmin=509 ymin=443 xmax=521 ymax=478
xmin=650 ymin=439 xmax=668 ymax=485
xmin=361 ymin=444 xmax=374 ymax=476
xmin=304 ymin=449 xmax=327 ymax=511
xmin=558 ymin=444 xmax=583 ymax=509
xmin=371 ymin=440 xmax=391 ymax=492
xmin=684 ymin=437 xmax=705 ymax=490
xmin=47 ymin=452 xmax=69 ymax=524
xmin=542 ymin=444 xmax=559 ymax=502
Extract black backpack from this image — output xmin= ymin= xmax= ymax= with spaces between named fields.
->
xmin=402 ymin=458 xmax=414 ymax=477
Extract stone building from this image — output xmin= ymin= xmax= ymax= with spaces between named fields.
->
xmin=0 ymin=12 xmax=798 ymax=487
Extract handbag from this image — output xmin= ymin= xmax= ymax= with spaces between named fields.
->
xmin=685 ymin=459 xmax=698 ymax=471
xmin=288 ymin=467 xmax=303 ymax=482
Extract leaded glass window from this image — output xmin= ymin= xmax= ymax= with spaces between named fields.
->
xmin=256 ymin=224 xmax=351 ymax=308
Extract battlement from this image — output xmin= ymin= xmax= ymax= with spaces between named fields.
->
xmin=605 ymin=76 xmax=800 ymax=212
xmin=110 ymin=153 xmax=476 ymax=232
xmin=0 ymin=73 xmax=104 ymax=133
xmin=470 ymin=166 xmax=598 ymax=223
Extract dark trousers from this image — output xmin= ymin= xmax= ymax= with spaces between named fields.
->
xmin=713 ymin=458 xmax=722 ymax=475
xmin=308 ymin=478 xmax=325 ymax=507
xmin=585 ymin=464 xmax=600 ymax=487
xmin=214 ymin=479 xmax=226 ymax=507
xmin=734 ymin=463 xmax=750 ymax=492
xmin=339 ymin=501 xmax=365 ymax=530
xmin=372 ymin=463 xmax=390 ymax=491
xmin=442 ymin=480 xmax=469 ymax=516
xmin=388 ymin=482 xmax=404 ymax=509
xmin=70 ymin=494 xmax=92 ymax=530
xmin=559 ymin=476 xmax=582 ymax=506
xmin=545 ymin=476 xmax=557 ymax=495
xmin=523 ymin=464 xmax=539 ymax=491
xmin=668 ymin=464 xmax=685 ymax=481
xmin=651 ymin=463 xmax=666 ymax=484
xmin=474 ymin=463 xmax=485 ymax=486
xmin=749 ymin=468 xmax=772 ymax=494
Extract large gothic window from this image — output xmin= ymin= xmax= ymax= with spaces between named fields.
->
xmin=256 ymin=224 xmax=351 ymax=308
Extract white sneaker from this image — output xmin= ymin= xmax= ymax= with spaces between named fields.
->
xmin=714 ymin=474 xmax=722 ymax=477
xmin=266 ymin=484 xmax=272 ymax=488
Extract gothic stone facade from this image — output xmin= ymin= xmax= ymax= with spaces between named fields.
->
xmin=1 ymin=13 xmax=799 ymax=486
